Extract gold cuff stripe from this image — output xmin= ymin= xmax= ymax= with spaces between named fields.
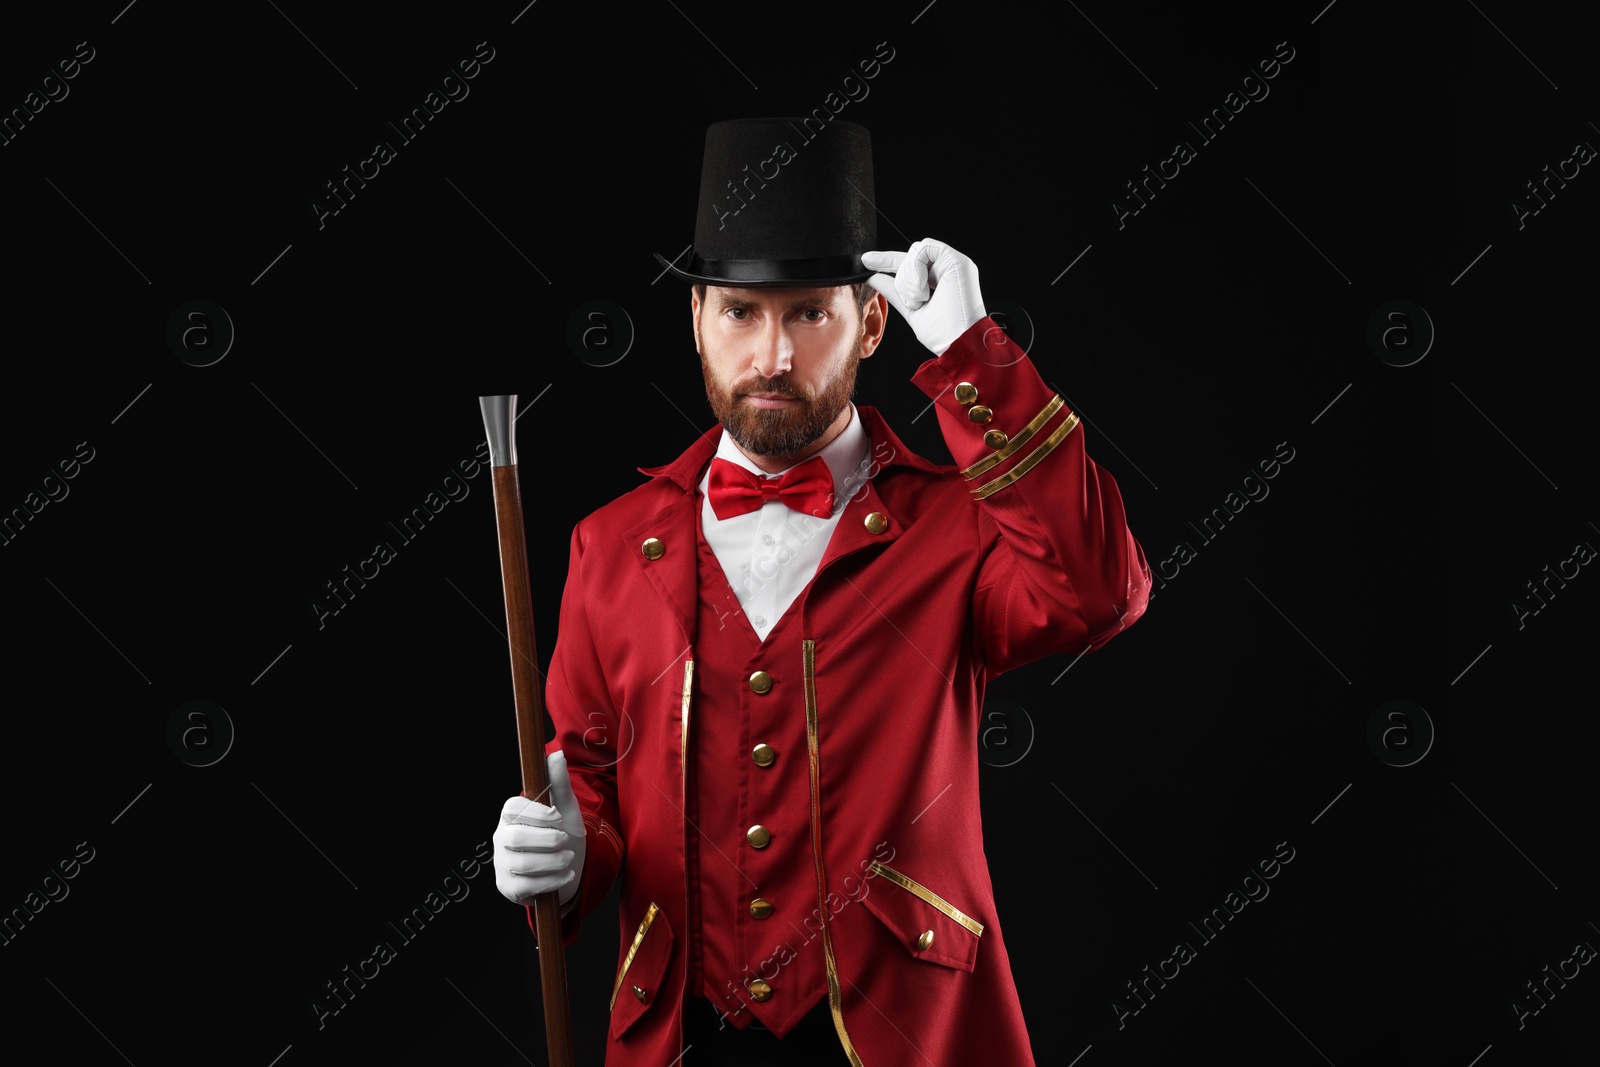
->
xmin=581 ymin=812 xmax=624 ymax=863
xmin=961 ymin=394 xmax=1066 ymax=480
xmin=868 ymin=860 xmax=985 ymax=937
xmin=971 ymin=411 xmax=1081 ymax=501
xmin=609 ymin=901 xmax=660 ymax=1011
xmin=804 ymin=639 xmax=866 ymax=1066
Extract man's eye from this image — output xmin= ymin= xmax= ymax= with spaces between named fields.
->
xmin=802 ymin=309 xmax=825 ymax=322
xmin=727 ymin=308 xmax=747 ymax=319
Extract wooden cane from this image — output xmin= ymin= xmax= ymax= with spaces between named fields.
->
xmin=479 ymin=394 xmax=576 ymax=1067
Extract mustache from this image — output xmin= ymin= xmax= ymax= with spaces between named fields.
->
xmin=735 ymin=376 xmax=808 ymax=400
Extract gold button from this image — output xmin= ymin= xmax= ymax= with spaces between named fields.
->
xmin=864 ymin=511 xmax=888 ymax=535
xmin=967 ymin=405 xmax=994 ymax=424
xmin=954 ymin=382 xmax=979 ymax=405
xmin=752 ymin=743 xmax=776 ymax=767
xmin=984 ymin=429 xmax=1009 ymax=450
xmin=748 ymin=979 xmax=773 ymax=1001
xmin=916 ymin=929 xmax=935 ymax=951
xmin=748 ymin=670 xmax=773 ymax=695
xmin=632 ymin=984 xmax=648 ymax=1002
xmin=747 ymin=824 xmax=771 ymax=848
xmin=749 ymin=897 xmax=774 ymax=919
xmin=640 ymin=537 xmax=665 ymax=560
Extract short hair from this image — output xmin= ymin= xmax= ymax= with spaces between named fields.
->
xmin=693 ymin=281 xmax=876 ymax=313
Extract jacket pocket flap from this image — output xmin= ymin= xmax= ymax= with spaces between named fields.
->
xmin=609 ymin=902 xmax=675 ymax=1040
xmin=860 ymin=861 xmax=982 ymax=973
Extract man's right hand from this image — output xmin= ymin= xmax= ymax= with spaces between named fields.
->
xmin=493 ymin=750 xmax=587 ymax=908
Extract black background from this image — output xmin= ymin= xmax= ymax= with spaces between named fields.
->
xmin=2 ymin=2 xmax=1595 ymax=1065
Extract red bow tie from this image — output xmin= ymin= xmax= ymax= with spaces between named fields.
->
xmin=707 ymin=455 xmax=835 ymax=521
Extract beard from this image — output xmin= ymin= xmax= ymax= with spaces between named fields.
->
xmin=699 ymin=327 xmax=864 ymax=459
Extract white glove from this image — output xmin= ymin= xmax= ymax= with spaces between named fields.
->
xmin=862 ymin=238 xmax=987 ymax=356
xmin=493 ymin=750 xmax=587 ymax=910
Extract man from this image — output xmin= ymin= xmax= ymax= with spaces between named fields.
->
xmin=491 ymin=118 xmax=1151 ymax=1065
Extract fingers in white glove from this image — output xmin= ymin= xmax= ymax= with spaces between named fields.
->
xmin=858 ymin=249 xmax=904 ymax=274
xmin=861 ymin=248 xmax=906 ymax=310
xmin=897 ymin=238 xmax=943 ymax=310
xmin=499 ymin=793 xmax=561 ymax=826
xmin=864 ymin=239 xmax=947 ymax=309
xmin=865 ymin=271 xmax=911 ymax=320
xmin=861 ymin=238 xmax=986 ymax=356
xmin=497 ymin=821 xmax=570 ymax=854
xmin=545 ymin=750 xmax=585 ymax=839
xmin=492 ymin=750 xmax=588 ymax=908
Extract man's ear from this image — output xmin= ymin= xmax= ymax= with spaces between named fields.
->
xmin=858 ymin=292 xmax=889 ymax=359
xmin=690 ymin=287 xmax=702 ymax=353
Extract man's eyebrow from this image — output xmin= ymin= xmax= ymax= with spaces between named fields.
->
xmin=711 ymin=292 xmax=842 ymax=311
xmin=781 ymin=293 xmax=841 ymax=311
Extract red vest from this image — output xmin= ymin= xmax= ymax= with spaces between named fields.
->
xmin=686 ymin=486 xmax=829 ymax=1034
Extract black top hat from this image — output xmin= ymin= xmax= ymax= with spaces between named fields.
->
xmin=654 ymin=118 xmax=877 ymax=289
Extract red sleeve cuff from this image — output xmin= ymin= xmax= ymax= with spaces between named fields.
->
xmin=909 ymin=316 xmax=1072 ymax=475
xmin=525 ymin=811 xmax=623 ymax=949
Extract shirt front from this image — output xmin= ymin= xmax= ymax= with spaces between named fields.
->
xmin=695 ymin=403 xmax=871 ymax=642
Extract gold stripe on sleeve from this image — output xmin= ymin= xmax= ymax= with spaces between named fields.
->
xmin=970 ymin=411 xmax=1081 ymax=500
xmin=961 ymin=394 xmax=1066 ymax=480
xmin=581 ymin=812 xmax=624 ymax=863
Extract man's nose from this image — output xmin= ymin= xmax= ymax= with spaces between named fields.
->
xmin=750 ymin=320 xmax=794 ymax=378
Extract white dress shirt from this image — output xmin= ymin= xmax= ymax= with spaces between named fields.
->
xmin=696 ymin=403 xmax=871 ymax=642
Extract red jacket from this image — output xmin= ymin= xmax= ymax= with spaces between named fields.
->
xmin=536 ymin=316 xmax=1152 ymax=1065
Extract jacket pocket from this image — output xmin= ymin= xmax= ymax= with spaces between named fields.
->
xmin=609 ymin=902 xmax=675 ymax=1041
xmin=860 ymin=860 xmax=983 ymax=973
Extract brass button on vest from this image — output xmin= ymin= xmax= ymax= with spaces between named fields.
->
xmin=747 ymin=824 xmax=771 ymax=848
xmin=916 ymin=929 xmax=935 ymax=951
xmin=967 ymin=405 xmax=994 ymax=424
xmin=749 ymin=897 xmax=774 ymax=919
xmin=632 ymin=984 xmax=648 ymax=1002
xmin=748 ymin=670 xmax=773 ymax=694
xmin=748 ymin=979 xmax=773 ymax=1001
xmin=752 ymin=743 xmax=776 ymax=767
xmin=984 ymin=429 xmax=1009 ymax=450
xmin=864 ymin=511 xmax=888 ymax=535
xmin=954 ymin=382 xmax=979 ymax=405
xmin=640 ymin=537 xmax=665 ymax=560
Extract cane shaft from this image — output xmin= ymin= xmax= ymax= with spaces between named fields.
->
xmin=488 ymin=462 xmax=575 ymax=1067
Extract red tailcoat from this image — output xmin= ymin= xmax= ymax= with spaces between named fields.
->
xmin=534 ymin=317 xmax=1152 ymax=1065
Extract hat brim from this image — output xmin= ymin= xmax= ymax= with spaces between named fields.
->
xmin=653 ymin=251 xmax=873 ymax=289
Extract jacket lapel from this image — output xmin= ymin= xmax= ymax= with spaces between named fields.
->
xmin=625 ymin=424 xmax=721 ymax=648
xmin=620 ymin=490 xmax=701 ymax=650
xmin=814 ymin=405 xmax=948 ymax=578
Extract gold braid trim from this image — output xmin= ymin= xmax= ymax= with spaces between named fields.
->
xmin=971 ymin=411 xmax=1081 ymax=500
xmin=961 ymin=394 xmax=1066 ymax=480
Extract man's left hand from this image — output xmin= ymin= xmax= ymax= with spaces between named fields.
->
xmin=862 ymin=238 xmax=986 ymax=356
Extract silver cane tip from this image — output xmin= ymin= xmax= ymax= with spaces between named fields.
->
xmin=479 ymin=395 xmax=516 ymax=467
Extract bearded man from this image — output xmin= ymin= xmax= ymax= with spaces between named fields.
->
xmin=489 ymin=118 xmax=1152 ymax=1066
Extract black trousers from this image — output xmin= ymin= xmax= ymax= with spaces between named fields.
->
xmin=680 ymin=994 xmax=842 ymax=1065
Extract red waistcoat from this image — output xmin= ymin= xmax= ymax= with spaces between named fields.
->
xmin=684 ymin=494 xmax=829 ymax=1031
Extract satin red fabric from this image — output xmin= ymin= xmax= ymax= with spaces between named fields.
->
xmin=531 ymin=317 xmax=1152 ymax=1065
xmin=705 ymin=454 xmax=835 ymax=521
